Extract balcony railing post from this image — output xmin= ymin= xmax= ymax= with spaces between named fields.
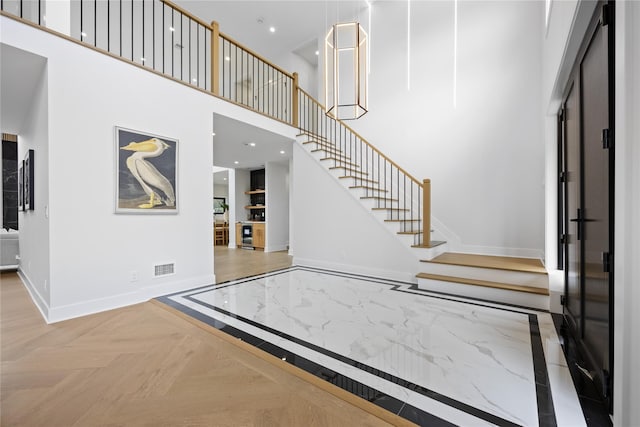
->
xmin=423 ymin=179 xmax=431 ymax=246
xmin=292 ymin=72 xmax=299 ymax=128
xmin=211 ymin=20 xmax=220 ymax=95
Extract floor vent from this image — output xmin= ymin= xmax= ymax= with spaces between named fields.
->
xmin=154 ymin=263 xmax=175 ymax=277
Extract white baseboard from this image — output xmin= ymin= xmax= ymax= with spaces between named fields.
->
xmin=17 ymin=268 xmax=50 ymax=322
xmin=265 ymin=243 xmax=288 ymax=253
xmin=293 ymin=257 xmax=416 ymax=283
xmin=42 ymin=274 xmax=215 ymax=324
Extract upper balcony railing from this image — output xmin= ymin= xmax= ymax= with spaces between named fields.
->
xmin=0 ymin=0 xmax=297 ymax=125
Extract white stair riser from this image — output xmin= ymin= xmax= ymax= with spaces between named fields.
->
xmin=419 ymin=263 xmax=548 ymax=289
xmin=417 ymin=277 xmax=549 ymax=311
xmin=411 ymin=244 xmax=449 ymax=260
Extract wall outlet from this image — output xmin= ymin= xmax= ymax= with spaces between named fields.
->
xmin=130 ymin=271 xmax=139 ymax=282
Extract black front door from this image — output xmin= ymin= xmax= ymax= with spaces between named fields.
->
xmin=561 ymin=2 xmax=614 ymax=409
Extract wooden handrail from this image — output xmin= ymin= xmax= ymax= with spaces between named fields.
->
xmin=298 ymin=88 xmax=423 ymax=187
xmin=160 ymin=0 xmax=213 ymax=30
xmin=219 ymin=32 xmax=294 ymax=80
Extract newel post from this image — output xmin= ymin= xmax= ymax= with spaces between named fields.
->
xmin=211 ymin=21 xmax=220 ymax=96
xmin=292 ymin=72 xmax=299 ymax=128
xmin=423 ymin=179 xmax=431 ymax=246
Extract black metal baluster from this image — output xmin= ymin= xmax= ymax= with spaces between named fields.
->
xmin=161 ymin=2 xmax=164 ymax=74
xmin=130 ymin=0 xmax=133 ymax=60
xmin=171 ymin=9 xmax=174 ymax=77
xmin=94 ymin=0 xmax=96 ymax=47
xmin=142 ymin=0 xmax=145 ymax=64
xmin=120 ymin=0 xmax=122 ymax=56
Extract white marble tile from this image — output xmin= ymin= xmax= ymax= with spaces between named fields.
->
xmin=170 ymin=268 xmax=584 ymax=426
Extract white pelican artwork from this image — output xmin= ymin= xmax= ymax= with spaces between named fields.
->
xmin=120 ymin=138 xmax=176 ymax=209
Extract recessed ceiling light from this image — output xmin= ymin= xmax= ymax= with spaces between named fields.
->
xmin=81 ymin=31 xmax=87 ymax=37
xmin=141 ymin=57 xmax=146 ymax=62
xmin=225 ymin=56 xmax=230 ymax=61
xmin=223 ymin=177 xmax=227 ymax=181
xmin=169 ymin=26 xmax=175 ymax=32
xmin=192 ymin=78 xmax=197 ymax=82
xmin=269 ymin=26 xmax=276 ymax=33
xmin=280 ymin=150 xmax=285 ymax=154
xmin=249 ymin=142 xmax=256 ymax=147
xmin=315 ymin=50 xmax=319 ymax=56
xmin=234 ymin=161 xmax=239 ymax=164
xmin=212 ymin=132 xmax=216 ymax=136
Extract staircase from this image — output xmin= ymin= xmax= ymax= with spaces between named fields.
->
xmin=296 ymin=90 xmax=549 ymax=311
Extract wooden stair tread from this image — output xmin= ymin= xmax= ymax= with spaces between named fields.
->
xmin=424 ymin=252 xmax=547 ymax=275
xmin=321 ymin=157 xmax=359 ymax=167
xmin=339 ymin=176 xmax=379 ymax=184
xmin=297 ymin=132 xmax=331 ymax=142
xmin=360 ymin=196 xmax=398 ymax=202
xmin=303 ymin=141 xmax=341 ymax=152
xmin=350 ymin=186 xmax=387 ymax=192
xmin=397 ymin=230 xmax=422 ymax=235
xmin=311 ymin=148 xmax=343 ymax=155
xmin=329 ymin=166 xmax=368 ymax=175
xmin=412 ymin=241 xmax=447 ymax=249
xmin=416 ymin=273 xmax=549 ymax=295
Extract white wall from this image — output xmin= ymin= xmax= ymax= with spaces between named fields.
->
xmin=265 ymin=161 xmax=289 ymax=252
xmin=1 ymin=15 xmax=296 ymax=321
xmin=614 ymin=3 xmax=640 ymax=425
xmin=292 ymin=143 xmax=417 ymax=282
xmin=276 ymin=51 xmax=319 ymax=100
xmin=16 ymin=62 xmax=51 ymax=313
xmin=338 ymin=1 xmax=545 ymax=258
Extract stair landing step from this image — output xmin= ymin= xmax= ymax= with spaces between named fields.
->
xmin=416 ymin=273 xmax=549 ymax=296
xmin=425 ymin=253 xmax=547 ymax=275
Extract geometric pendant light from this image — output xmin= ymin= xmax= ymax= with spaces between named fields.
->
xmin=324 ymin=22 xmax=368 ymax=120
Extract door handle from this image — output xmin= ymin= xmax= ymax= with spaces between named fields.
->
xmin=570 ymin=209 xmax=583 ymax=240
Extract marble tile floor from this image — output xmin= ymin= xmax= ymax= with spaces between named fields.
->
xmin=158 ymin=266 xmax=603 ymax=427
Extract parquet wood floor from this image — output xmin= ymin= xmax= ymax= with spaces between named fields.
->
xmin=1 ymin=263 xmax=411 ymax=426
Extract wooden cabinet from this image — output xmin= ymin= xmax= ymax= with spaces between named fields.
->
xmin=235 ymin=223 xmax=242 ymax=248
xmin=253 ymin=223 xmax=265 ymax=249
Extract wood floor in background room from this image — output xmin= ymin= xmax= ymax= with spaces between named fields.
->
xmin=214 ymin=245 xmax=292 ymax=283
xmin=0 ymin=271 xmax=408 ymax=426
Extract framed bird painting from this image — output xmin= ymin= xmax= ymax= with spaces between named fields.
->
xmin=115 ymin=127 xmax=178 ymax=214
